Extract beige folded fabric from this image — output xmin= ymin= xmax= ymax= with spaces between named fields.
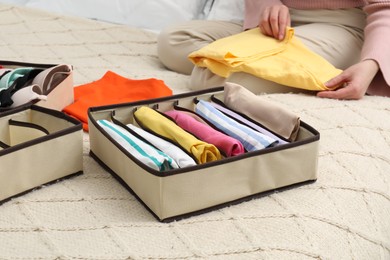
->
xmin=223 ymin=82 xmax=300 ymax=141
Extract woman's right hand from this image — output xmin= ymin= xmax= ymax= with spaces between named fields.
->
xmin=259 ymin=4 xmax=291 ymax=40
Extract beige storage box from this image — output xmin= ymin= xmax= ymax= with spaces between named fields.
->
xmin=88 ymin=87 xmax=320 ymax=222
xmin=0 ymin=105 xmax=83 ymax=204
xmin=0 ymin=60 xmax=82 ymax=204
xmin=0 ymin=60 xmax=74 ymax=111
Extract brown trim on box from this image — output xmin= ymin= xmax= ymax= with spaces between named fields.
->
xmin=88 ymin=87 xmax=320 ymax=177
xmin=86 ymin=88 xmax=229 ymax=175
xmin=0 ymin=102 xmax=31 ymax=116
xmin=0 ymin=105 xmax=82 ymax=156
xmin=90 ymin=150 xmax=316 ymax=223
xmin=0 ymin=171 xmax=83 ymax=206
xmin=9 ymin=119 xmax=50 ymax=135
xmin=30 ymin=105 xmax=82 ymax=126
xmin=0 ymin=60 xmax=58 ymax=69
xmin=210 ymin=95 xmax=290 ymax=142
xmin=163 ymin=179 xmax=317 ymax=223
xmin=91 ymin=113 xmax=319 ymax=177
xmin=0 ymin=140 xmax=10 ymax=149
xmin=89 ymin=150 xmax=163 ymax=221
xmin=0 ymin=100 xmax=36 ymax=113
xmin=88 ymin=86 xmax=225 ymax=113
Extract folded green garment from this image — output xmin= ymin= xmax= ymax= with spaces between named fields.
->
xmin=0 ymin=67 xmax=35 ymax=90
xmin=188 ymin=27 xmax=343 ymax=91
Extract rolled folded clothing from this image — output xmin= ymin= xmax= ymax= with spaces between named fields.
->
xmin=165 ymin=109 xmax=245 ymax=157
xmin=195 ymin=99 xmax=278 ymax=152
xmin=126 ymin=123 xmax=197 ymax=168
xmin=223 ymin=82 xmax=300 ymax=141
xmin=134 ymin=106 xmax=221 ymax=164
xmin=97 ymin=119 xmax=178 ymax=171
xmin=209 ymin=101 xmax=288 ymax=145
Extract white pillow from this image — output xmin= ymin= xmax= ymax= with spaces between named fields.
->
xmin=0 ymin=0 xmax=30 ymax=4
xmin=206 ymin=0 xmax=244 ymax=22
xmin=24 ymin=0 xmax=207 ymax=32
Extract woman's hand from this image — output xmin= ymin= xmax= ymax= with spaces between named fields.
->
xmin=317 ymin=60 xmax=379 ymax=100
xmin=259 ymin=4 xmax=291 ymax=40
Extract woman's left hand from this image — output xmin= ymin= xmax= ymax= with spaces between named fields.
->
xmin=317 ymin=59 xmax=379 ymax=100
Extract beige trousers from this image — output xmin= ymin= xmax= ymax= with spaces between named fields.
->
xmin=157 ymin=8 xmax=377 ymax=95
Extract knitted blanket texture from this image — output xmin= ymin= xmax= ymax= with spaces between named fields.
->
xmin=0 ymin=4 xmax=389 ymax=259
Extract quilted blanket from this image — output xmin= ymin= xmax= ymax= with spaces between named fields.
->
xmin=0 ymin=4 xmax=389 ymax=259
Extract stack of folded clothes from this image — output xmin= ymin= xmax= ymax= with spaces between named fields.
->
xmin=97 ymin=82 xmax=301 ymax=171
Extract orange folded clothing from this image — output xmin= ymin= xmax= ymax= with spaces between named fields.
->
xmin=63 ymin=71 xmax=172 ymax=131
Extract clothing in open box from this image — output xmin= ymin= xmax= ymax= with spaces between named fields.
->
xmin=88 ymin=86 xmax=320 ymax=222
xmin=0 ymin=60 xmax=74 ymax=111
xmin=0 ymin=61 xmax=82 ymax=204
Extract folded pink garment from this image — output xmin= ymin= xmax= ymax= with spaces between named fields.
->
xmin=165 ymin=110 xmax=245 ymax=157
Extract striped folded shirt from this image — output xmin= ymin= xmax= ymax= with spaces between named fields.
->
xmin=134 ymin=106 xmax=221 ymax=164
xmin=98 ymin=119 xmax=178 ymax=171
xmin=209 ymin=101 xmax=288 ymax=145
xmin=126 ymin=123 xmax=197 ymax=168
xmin=195 ymin=100 xmax=278 ymax=152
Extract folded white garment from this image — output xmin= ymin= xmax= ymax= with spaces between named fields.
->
xmin=97 ymin=119 xmax=179 ymax=171
xmin=126 ymin=123 xmax=197 ymax=168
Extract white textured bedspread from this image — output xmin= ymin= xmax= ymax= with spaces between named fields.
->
xmin=0 ymin=4 xmax=389 ymax=259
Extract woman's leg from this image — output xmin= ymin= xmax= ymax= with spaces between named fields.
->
xmin=159 ymin=9 xmax=368 ymax=95
xmin=228 ymin=8 xmax=366 ymax=95
xmin=157 ymin=20 xmax=243 ymax=75
xmin=195 ymin=8 xmax=367 ymax=94
xmin=290 ymin=8 xmax=365 ymax=70
xmin=227 ymin=8 xmax=366 ymax=95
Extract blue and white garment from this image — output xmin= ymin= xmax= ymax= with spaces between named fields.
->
xmin=195 ymin=100 xmax=278 ymax=151
xmin=98 ymin=120 xmax=179 ymax=171
xmin=126 ymin=123 xmax=197 ymax=168
xmin=209 ymin=102 xmax=288 ymax=145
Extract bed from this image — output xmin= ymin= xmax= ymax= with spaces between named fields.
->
xmin=0 ymin=3 xmax=389 ymax=259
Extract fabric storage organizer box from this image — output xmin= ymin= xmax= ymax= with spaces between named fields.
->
xmin=88 ymin=86 xmax=320 ymax=222
xmin=0 ymin=60 xmax=74 ymax=111
xmin=0 ymin=60 xmax=83 ymax=204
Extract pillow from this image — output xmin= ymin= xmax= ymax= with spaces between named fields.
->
xmin=24 ymin=0 xmax=208 ymax=32
xmin=206 ymin=0 xmax=244 ymax=22
xmin=0 ymin=0 xmax=30 ymax=4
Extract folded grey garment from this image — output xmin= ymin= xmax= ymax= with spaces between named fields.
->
xmin=223 ymin=82 xmax=300 ymax=141
xmin=10 ymin=84 xmax=47 ymax=108
xmin=32 ymin=64 xmax=72 ymax=93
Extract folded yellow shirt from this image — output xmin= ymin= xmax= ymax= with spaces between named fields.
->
xmin=188 ymin=27 xmax=342 ymax=91
xmin=133 ymin=106 xmax=221 ymax=164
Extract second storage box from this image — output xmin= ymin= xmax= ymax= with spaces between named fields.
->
xmin=88 ymin=86 xmax=320 ymax=222
xmin=0 ymin=105 xmax=83 ymax=204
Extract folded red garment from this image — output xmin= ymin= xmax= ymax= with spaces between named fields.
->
xmin=63 ymin=71 xmax=172 ymax=131
xmin=165 ymin=110 xmax=245 ymax=157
